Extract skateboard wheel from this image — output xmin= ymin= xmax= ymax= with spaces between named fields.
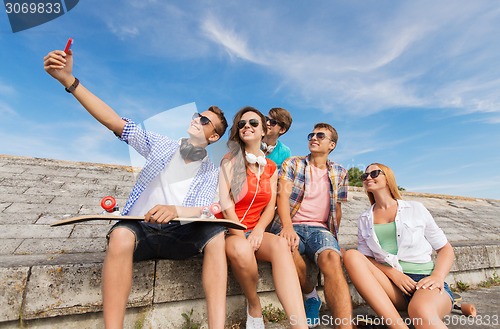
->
xmin=461 ymin=303 xmax=477 ymax=317
xmin=209 ymin=203 xmax=221 ymax=215
xmin=101 ymin=196 xmax=117 ymax=213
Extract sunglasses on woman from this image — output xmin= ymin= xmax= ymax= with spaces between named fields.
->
xmin=237 ymin=119 xmax=260 ymax=129
xmin=192 ymin=112 xmax=220 ymax=135
xmin=307 ymin=132 xmax=333 ymax=141
xmin=360 ymin=169 xmax=384 ymax=181
xmin=265 ymin=116 xmax=282 ymax=127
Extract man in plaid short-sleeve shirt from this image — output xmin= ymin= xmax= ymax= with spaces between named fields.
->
xmin=272 ymin=123 xmax=353 ymax=328
xmin=44 ymin=48 xmax=229 ymax=329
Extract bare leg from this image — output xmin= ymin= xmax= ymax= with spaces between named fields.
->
xmin=102 ymin=228 xmax=135 ymax=329
xmin=343 ymin=249 xmax=408 ymax=329
xmin=408 ymin=288 xmax=452 ymax=329
xmin=292 ymin=250 xmax=316 ymax=294
xmin=317 ymin=250 xmax=353 ymax=329
xmin=202 ymin=232 xmax=227 ymax=329
xmin=256 ymin=233 xmax=308 ymax=329
xmin=225 ymin=235 xmax=262 ymax=318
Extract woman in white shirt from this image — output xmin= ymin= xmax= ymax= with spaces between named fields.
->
xmin=343 ymin=163 xmax=455 ymax=329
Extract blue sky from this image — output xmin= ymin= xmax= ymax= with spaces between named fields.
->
xmin=1 ymin=0 xmax=499 ymax=200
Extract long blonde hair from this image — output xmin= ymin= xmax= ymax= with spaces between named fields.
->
xmin=365 ymin=163 xmax=402 ymax=205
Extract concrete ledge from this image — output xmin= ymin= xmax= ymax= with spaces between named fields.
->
xmin=0 ymin=244 xmax=498 ymax=328
xmin=1 ymin=155 xmax=499 ymax=328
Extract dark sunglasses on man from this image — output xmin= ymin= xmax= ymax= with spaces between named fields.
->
xmin=360 ymin=169 xmax=384 ymax=181
xmin=265 ymin=116 xmax=282 ymax=127
xmin=192 ymin=112 xmax=220 ymax=135
xmin=237 ymin=119 xmax=260 ymax=129
xmin=307 ymin=132 xmax=333 ymax=141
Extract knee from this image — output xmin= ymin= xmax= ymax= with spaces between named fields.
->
xmin=226 ymin=239 xmax=254 ymax=267
xmin=107 ymin=228 xmax=135 ymax=256
xmin=342 ymin=249 xmax=363 ymax=268
xmin=205 ymin=232 xmax=225 ymax=253
xmin=407 ymin=300 xmax=437 ymax=323
xmin=318 ymin=249 xmax=342 ymax=268
xmin=270 ymin=235 xmax=290 ymax=254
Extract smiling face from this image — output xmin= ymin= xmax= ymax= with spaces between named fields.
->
xmin=362 ymin=164 xmax=387 ymax=193
xmin=363 ymin=163 xmax=403 ymax=204
xmin=238 ymin=111 xmax=265 ymax=144
xmin=308 ymin=128 xmax=336 ymax=154
xmin=187 ymin=110 xmax=221 ymax=145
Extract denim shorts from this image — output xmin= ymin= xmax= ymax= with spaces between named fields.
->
xmin=403 ymin=273 xmax=454 ymax=307
xmin=273 ymin=224 xmax=340 ymax=264
xmin=107 ymin=220 xmax=226 ymax=262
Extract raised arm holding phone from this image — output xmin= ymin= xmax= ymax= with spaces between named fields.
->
xmin=44 ymin=44 xmax=230 ymax=329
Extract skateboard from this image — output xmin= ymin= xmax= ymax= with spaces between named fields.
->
xmin=452 ymin=292 xmax=477 ymax=317
xmin=50 ymin=214 xmax=246 ymax=230
xmin=51 ymin=196 xmax=246 ymax=230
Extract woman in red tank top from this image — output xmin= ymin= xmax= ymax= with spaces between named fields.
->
xmin=219 ymin=107 xmax=307 ymax=329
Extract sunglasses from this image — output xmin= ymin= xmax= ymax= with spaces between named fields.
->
xmin=307 ymin=132 xmax=333 ymax=141
xmin=192 ymin=112 xmax=220 ymax=135
xmin=265 ymin=116 xmax=282 ymax=127
xmin=237 ymin=119 xmax=260 ymax=129
xmin=360 ymin=170 xmax=384 ymax=181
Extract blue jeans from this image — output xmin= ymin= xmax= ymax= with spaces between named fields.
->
xmin=108 ymin=220 xmax=226 ymax=261
xmin=272 ymin=224 xmax=340 ymax=264
xmin=403 ymin=273 xmax=454 ymax=306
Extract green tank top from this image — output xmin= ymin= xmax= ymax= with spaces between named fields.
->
xmin=374 ymin=222 xmax=434 ymax=274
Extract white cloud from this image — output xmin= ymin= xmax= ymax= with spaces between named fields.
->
xmin=0 ymin=101 xmax=17 ymax=117
xmin=201 ymin=16 xmax=263 ymax=64
xmin=0 ymin=81 xmax=16 ymax=96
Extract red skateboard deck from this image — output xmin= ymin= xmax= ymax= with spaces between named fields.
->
xmin=51 ymin=214 xmax=246 ymax=230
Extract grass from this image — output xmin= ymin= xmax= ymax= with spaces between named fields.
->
xmin=479 ymin=271 xmax=500 ymax=288
xmin=262 ymin=303 xmax=287 ymax=323
xmin=453 ymin=280 xmax=470 ymax=292
xmin=181 ymin=309 xmax=201 ymax=329
xmin=452 ymin=271 xmax=500 ymax=292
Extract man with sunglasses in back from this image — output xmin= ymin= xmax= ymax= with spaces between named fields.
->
xmin=261 ymin=107 xmax=292 ymax=169
xmin=44 ymin=49 xmax=229 ymax=329
xmin=271 ymin=123 xmax=353 ymax=328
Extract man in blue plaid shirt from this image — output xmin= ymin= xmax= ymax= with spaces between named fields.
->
xmin=45 ymin=49 xmax=229 ymax=329
xmin=271 ymin=123 xmax=353 ymax=328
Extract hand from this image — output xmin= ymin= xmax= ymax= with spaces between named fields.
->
xmin=416 ymin=274 xmax=445 ymax=293
xmin=144 ymin=205 xmax=178 ymax=224
xmin=247 ymin=228 xmax=264 ymax=252
xmin=279 ymin=226 xmax=299 ymax=251
xmin=387 ymin=269 xmax=417 ymax=296
xmin=43 ymin=50 xmax=74 ymax=87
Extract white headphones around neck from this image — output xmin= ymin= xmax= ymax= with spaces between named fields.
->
xmin=245 ymin=151 xmax=267 ymax=167
xmin=240 ymin=151 xmax=266 ymax=223
xmin=261 ymin=142 xmax=276 ymax=155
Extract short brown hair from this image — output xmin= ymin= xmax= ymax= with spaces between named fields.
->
xmin=313 ymin=122 xmax=338 ymax=143
xmin=269 ymin=107 xmax=292 ymax=134
xmin=207 ymin=105 xmax=228 ymax=137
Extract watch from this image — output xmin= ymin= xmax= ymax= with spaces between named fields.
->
xmin=65 ymin=77 xmax=80 ymax=93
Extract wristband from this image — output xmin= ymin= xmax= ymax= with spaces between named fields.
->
xmin=65 ymin=77 xmax=79 ymax=93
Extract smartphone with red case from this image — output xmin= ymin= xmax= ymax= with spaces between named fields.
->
xmin=64 ymin=38 xmax=73 ymax=54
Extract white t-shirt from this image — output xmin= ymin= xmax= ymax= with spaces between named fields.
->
xmin=128 ymin=150 xmax=201 ymax=216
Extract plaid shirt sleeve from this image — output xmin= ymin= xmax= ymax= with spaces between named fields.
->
xmin=118 ymin=118 xmax=169 ymax=158
xmin=336 ymin=165 xmax=348 ymax=202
